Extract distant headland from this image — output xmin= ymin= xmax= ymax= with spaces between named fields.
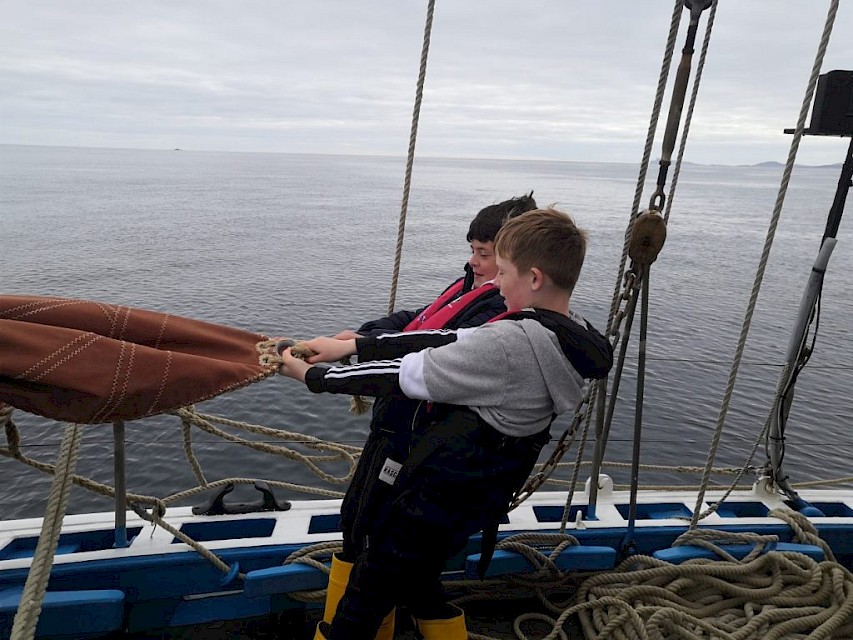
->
xmin=680 ymin=160 xmax=843 ymax=169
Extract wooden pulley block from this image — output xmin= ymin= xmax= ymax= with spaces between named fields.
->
xmin=628 ymin=209 xmax=667 ymax=264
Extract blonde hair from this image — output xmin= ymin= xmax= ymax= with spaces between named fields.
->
xmin=494 ymin=207 xmax=587 ymax=293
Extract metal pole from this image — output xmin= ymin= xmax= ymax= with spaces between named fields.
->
xmin=767 ymin=238 xmax=836 ymax=497
xmin=767 ymin=137 xmax=851 ymax=498
xmin=113 ymin=420 xmax=129 ymax=548
xmin=585 ymin=377 xmax=608 ymax=520
xmin=623 ymin=268 xmax=651 ymax=555
xmin=588 ymin=277 xmax=641 ymax=515
xmin=648 ymin=0 xmax=712 ymax=211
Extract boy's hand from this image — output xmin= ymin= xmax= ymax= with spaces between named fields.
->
xmin=279 ymin=347 xmax=312 ymax=383
xmin=302 ymin=337 xmax=357 ymax=364
xmin=333 ymin=330 xmax=361 ymax=340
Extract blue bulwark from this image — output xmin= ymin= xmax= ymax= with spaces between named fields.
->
xmin=465 ymin=545 xmax=616 ymax=579
xmin=0 ymin=587 xmax=125 ymax=637
xmin=653 ymin=542 xmax=826 ymax=564
xmin=243 ymin=563 xmax=329 ymax=598
xmin=126 ymin=590 xmax=272 ymax=631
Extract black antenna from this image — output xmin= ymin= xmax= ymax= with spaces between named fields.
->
xmin=770 ymin=70 xmax=853 ymax=502
xmin=785 ymin=69 xmax=853 ymax=244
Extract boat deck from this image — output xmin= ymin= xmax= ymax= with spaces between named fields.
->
xmin=2 ymin=479 xmax=851 ymax=639
xmin=120 ymin=598 xmax=587 ymax=640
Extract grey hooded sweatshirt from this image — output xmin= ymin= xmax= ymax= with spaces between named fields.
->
xmin=305 ymin=308 xmax=613 ymax=438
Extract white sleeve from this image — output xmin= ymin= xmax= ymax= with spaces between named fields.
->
xmin=454 ymin=327 xmax=477 ymax=341
xmin=398 ymin=351 xmax=431 ymax=400
xmin=396 ymin=327 xmax=480 ymax=401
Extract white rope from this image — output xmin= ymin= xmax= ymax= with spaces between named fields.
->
xmin=575 ymin=541 xmax=853 ymax=640
xmin=10 ymin=423 xmax=84 ymax=640
xmin=387 ymin=0 xmax=436 ymax=314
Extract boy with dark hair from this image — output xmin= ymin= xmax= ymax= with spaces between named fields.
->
xmin=279 ymin=208 xmax=613 ymax=640
xmin=315 ymin=193 xmax=536 ymax=639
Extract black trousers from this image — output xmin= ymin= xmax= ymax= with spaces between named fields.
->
xmin=329 ymin=408 xmax=548 ymax=640
xmin=338 ymin=397 xmax=416 ymax=560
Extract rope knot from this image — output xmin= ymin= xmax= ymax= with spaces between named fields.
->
xmin=255 ymin=338 xmax=371 ymax=415
xmin=1 ymin=403 xmax=22 ymax=458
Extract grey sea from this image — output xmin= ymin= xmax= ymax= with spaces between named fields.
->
xmin=1 ymin=143 xmax=852 ymax=528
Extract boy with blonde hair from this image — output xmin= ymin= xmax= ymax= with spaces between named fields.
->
xmin=279 ymin=208 xmax=612 ymax=640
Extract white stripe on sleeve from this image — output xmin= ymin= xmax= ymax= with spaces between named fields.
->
xmin=324 ymin=359 xmax=402 ymax=379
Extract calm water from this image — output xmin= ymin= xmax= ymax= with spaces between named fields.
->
xmin=1 ymin=144 xmax=851 ymax=521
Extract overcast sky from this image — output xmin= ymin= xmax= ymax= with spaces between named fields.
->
xmin=1 ymin=1 xmax=851 ymax=165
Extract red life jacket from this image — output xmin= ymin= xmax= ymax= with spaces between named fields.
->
xmin=403 ymin=279 xmax=499 ymax=331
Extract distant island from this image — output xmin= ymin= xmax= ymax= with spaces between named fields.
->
xmin=680 ymin=160 xmax=843 ymax=169
xmin=746 ymin=161 xmax=843 ymax=169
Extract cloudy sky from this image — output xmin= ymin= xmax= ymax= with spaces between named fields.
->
xmin=1 ymin=1 xmax=851 ymax=165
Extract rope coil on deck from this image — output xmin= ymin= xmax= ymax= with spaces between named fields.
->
xmin=454 ymin=533 xmax=853 ymax=640
xmin=429 ymin=523 xmax=853 ymax=640
xmin=574 ymin=547 xmax=853 ymax=640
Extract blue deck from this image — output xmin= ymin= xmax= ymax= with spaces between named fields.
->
xmin=1 ymin=503 xmax=851 ymax=638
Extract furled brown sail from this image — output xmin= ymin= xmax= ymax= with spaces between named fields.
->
xmin=0 ymin=295 xmax=277 ymax=424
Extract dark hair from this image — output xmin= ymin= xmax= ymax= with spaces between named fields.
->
xmin=466 ymin=191 xmax=537 ymax=243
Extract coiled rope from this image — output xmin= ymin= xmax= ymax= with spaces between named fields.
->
xmin=423 ymin=524 xmax=853 ymax=640
xmin=575 ymin=548 xmax=853 ymax=640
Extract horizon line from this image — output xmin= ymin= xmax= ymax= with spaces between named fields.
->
xmin=0 ymin=142 xmax=844 ymax=169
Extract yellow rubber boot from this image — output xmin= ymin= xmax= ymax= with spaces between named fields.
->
xmin=375 ymin=608 xmax=395 ymax=640
xmin=314 ymin=615 xmax=394 ymax=640
xmin=322 ymin=554 xmax=353 ymax=623
xmin=415 ymin=604 xmax=467 ymax=640
xmin=322 ymin=554 xmax=396 ymax=638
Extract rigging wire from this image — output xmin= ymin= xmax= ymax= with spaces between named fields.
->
xmin=584 ymin=0 xmax=716 ymax=538
xmin=605 ymin=0 xmax=683 ymax=339
xmin=689 ymin=0 xmax=842 ymax=528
